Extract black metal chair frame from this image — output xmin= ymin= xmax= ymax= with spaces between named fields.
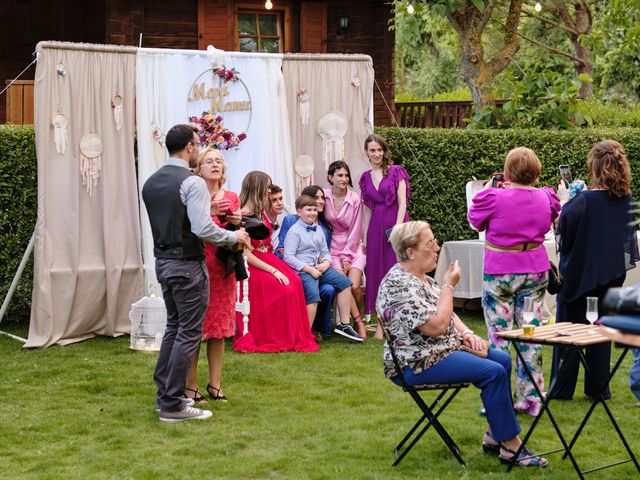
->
xmin=380 ymin=322 xmax=471 ymax=466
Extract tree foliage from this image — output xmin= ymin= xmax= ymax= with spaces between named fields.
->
xmin=469 ymin=71 xmax=592 ymax=129
xmin=394 ymin=0 xmax=640 ymax=110
xmin=586 ymin=0 xmax=640 ymax=101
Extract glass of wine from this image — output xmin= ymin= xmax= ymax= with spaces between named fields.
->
xmin=523 ymin=297 xmax=535 ymax=323
xmin=586 ymin=296 xmax=598 ymax=334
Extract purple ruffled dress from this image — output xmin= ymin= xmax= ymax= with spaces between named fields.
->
xmin=359 ymin=165 xmax=410 ymax=314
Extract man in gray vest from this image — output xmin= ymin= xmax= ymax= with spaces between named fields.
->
xmin=142 ymin=124 xmax=250 ymax=423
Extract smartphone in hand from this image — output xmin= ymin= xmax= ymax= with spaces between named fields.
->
xmin=385 ymin=227 xmax=393 ymax=239
xmin=559 ymin=165 xmax=572 ymax=188
xmin=491 ymin=172 xmax=506 ymax=189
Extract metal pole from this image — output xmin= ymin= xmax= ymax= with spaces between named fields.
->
xmin=0 ymin=231 xmax=35 ymax=343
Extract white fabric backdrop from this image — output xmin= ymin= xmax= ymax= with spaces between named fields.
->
xmin=136 ymin=48 xmax=295 ymax=293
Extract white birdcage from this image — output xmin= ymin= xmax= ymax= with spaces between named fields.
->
xmin=129 ymin=291 xmax=167 ymax=352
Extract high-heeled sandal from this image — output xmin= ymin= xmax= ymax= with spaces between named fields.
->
xmin=207 ymin=383 xmax=228 ymax=402
xmin=482 ymin=431 xmax=500 ymax=455
xmin=499 ymin=445 xmax=548 ymax=467
xmin=184 ymin=386 xmax=207 ymax=405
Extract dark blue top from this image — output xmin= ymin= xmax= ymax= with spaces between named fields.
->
xmin=275 ymin=214 xmax=331 ymax=259
xmin=557 ymin=190 xmax=639 ymax=303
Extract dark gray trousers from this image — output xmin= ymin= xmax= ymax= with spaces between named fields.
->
xmin=154 ymin=258 xmax=209 ymax=412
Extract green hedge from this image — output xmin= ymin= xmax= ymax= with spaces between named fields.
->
xmin=0 ymin=125 xmax=36 ymax=324
xmin=375 ymin=127 xmax=640 ymax=244
xmin=2 ymin=125 xmax=640 ymax=324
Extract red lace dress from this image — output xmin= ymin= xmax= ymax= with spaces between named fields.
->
xmin=202 ymin=190 xmax=240 ymax=340
xmin=233 ymin=213 xmax=318 ymax=353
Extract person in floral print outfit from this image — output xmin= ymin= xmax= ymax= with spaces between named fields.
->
xmin=468 ymin=147 xmax=560 ymax=416
xmin=377 ymin=221 xmax=548 ymax=467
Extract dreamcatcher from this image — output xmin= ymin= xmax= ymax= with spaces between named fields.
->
xmin=111 ymin=92 xmax=123 ymax=131
xmin=317 ymin=110 xmax=348 ymax=169
xmin=80 ymin=133 xmax=103 ymax=197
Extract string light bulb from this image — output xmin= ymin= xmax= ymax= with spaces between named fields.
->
xmin=407 ymin=3 xmax=415 ymax=15
xmin=265 ymin=0 xmax=273 ymax=10
xmin=534 ymin=1 xmax=542 ymax=12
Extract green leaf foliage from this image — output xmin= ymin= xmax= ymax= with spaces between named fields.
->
xmin=375 ymin=126 xmax=640 ymax=245
xmin=467 ymin=70 xmax=592 ymax=129
xmin=0 ymin=125 xmax=36 ymax=324
xmin=3 ymin=125 xmax=640 ymax=325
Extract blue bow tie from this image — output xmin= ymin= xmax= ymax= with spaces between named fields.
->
xmin=305 ymin=225 xmax=317 ymax=232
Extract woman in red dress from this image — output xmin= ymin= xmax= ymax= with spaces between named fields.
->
xmin=233 ymin=171 xmax=318 ymax=353
xmin=185 ymin=147 xmax=240 ymax=403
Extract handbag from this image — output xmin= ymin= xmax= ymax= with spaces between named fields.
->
xmin=547 ymin=261 xmax=562 ymax=295
xmin=542 ymin=188 xmax=562 ymax=294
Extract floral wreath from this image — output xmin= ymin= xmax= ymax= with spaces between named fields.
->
xmin=213 ymin=65 xmax=239 ymax=83
xmin=190 ymin=112 xmax=247 ymax=150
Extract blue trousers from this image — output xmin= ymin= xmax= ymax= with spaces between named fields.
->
xmin=392 ymin=349 xmax=521 ymax=442
xmin=314 ymin=284 xmax=336 ymax=337
xmin=631 ymin=348 xmax=640 ymax=402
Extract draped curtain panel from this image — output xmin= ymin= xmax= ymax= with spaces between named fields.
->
xmin=27 ymin=42 xmax=144 ymax=348
xmin=282 ymin=54 xmax=374 ymax=195
xmin=136 ymin=49 xmax=295 ymax=294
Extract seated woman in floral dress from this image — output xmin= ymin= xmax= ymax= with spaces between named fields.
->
xmin=377 ymin=221 xmax=548 ymax=467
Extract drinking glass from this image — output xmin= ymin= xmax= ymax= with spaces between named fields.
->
xmin=522 ymin=297 xmax=535 ymax=324
xmin=586 ymin=296 xmax=598 ymax=334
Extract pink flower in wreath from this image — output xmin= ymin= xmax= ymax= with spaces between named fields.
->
xmin=238 ymin=132 xmax=247 ymax=141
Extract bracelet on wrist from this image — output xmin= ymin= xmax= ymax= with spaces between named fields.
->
xmin=460 ymin=329 xmax=474 ymax=337
xmin=271 ymin=269 xmax=278 ymax=275
xmin=441 ymin=284 xmax=454 ymax=293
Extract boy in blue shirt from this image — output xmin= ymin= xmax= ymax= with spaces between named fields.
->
xmin=283 ymin=195 xmax=362 ymax=342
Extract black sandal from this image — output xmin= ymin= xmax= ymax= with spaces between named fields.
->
xmin=184 ymin=386 xmax=207 ymax=405
xmin=207 ymin=383 xmax=228 ymax=402
xmin=499 ymin=445 xmax=548 ymax=467
xmin=482 ymin=431 xmax=500 ymax=455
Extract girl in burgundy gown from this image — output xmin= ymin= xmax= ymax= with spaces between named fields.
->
xmin=233 ymin=171 xmax=317 ymax=353
xmin=358 ymin=134 xmax=410 ymax=338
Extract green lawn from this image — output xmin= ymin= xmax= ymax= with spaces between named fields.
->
xmin=0 ymin=312 xmax=638 ymax=479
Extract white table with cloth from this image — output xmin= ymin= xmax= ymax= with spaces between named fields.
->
xmin=433 ymin=237 xmax=640 ymax=320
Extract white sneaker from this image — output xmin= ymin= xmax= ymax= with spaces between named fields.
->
xmin=159 ymin=405 xmax=213 ymax=423
xmin=155 ymin=397 xmax=195 ymax=414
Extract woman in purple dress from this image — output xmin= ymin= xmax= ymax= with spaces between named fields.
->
xmin=359 ymin=134 xmax=410 ymax=338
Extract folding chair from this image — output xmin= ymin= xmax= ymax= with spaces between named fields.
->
xmin=380 ymin=321 xmax=471 ymax=466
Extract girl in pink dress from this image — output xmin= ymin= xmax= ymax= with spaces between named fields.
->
xmin=324 ymin=161 xmax=367 ymax=339
xmin=233 ymin=171 xmax=318 ymax=353
xmin=185 ymin=147 xmax=241 ymax=403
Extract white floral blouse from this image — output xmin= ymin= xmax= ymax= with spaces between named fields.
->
xmin=376 ymin=264 xmax=462 ymax=378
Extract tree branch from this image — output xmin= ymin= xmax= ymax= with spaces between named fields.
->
xmin=554 ymin=3 xmax=576 ymax=33
xmin=521 ymin=8 xmax=579 ymax=36
xmin=478 ymin=0 xmax=496 ymax=29
xmin=486 ymin=0 xmax=522 ymax=75
xmin=516 ymin=31 xmax=587 ymax=65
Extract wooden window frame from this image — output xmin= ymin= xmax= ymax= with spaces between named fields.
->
xmin=234 ymin=2 xmax=292 ymax=53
